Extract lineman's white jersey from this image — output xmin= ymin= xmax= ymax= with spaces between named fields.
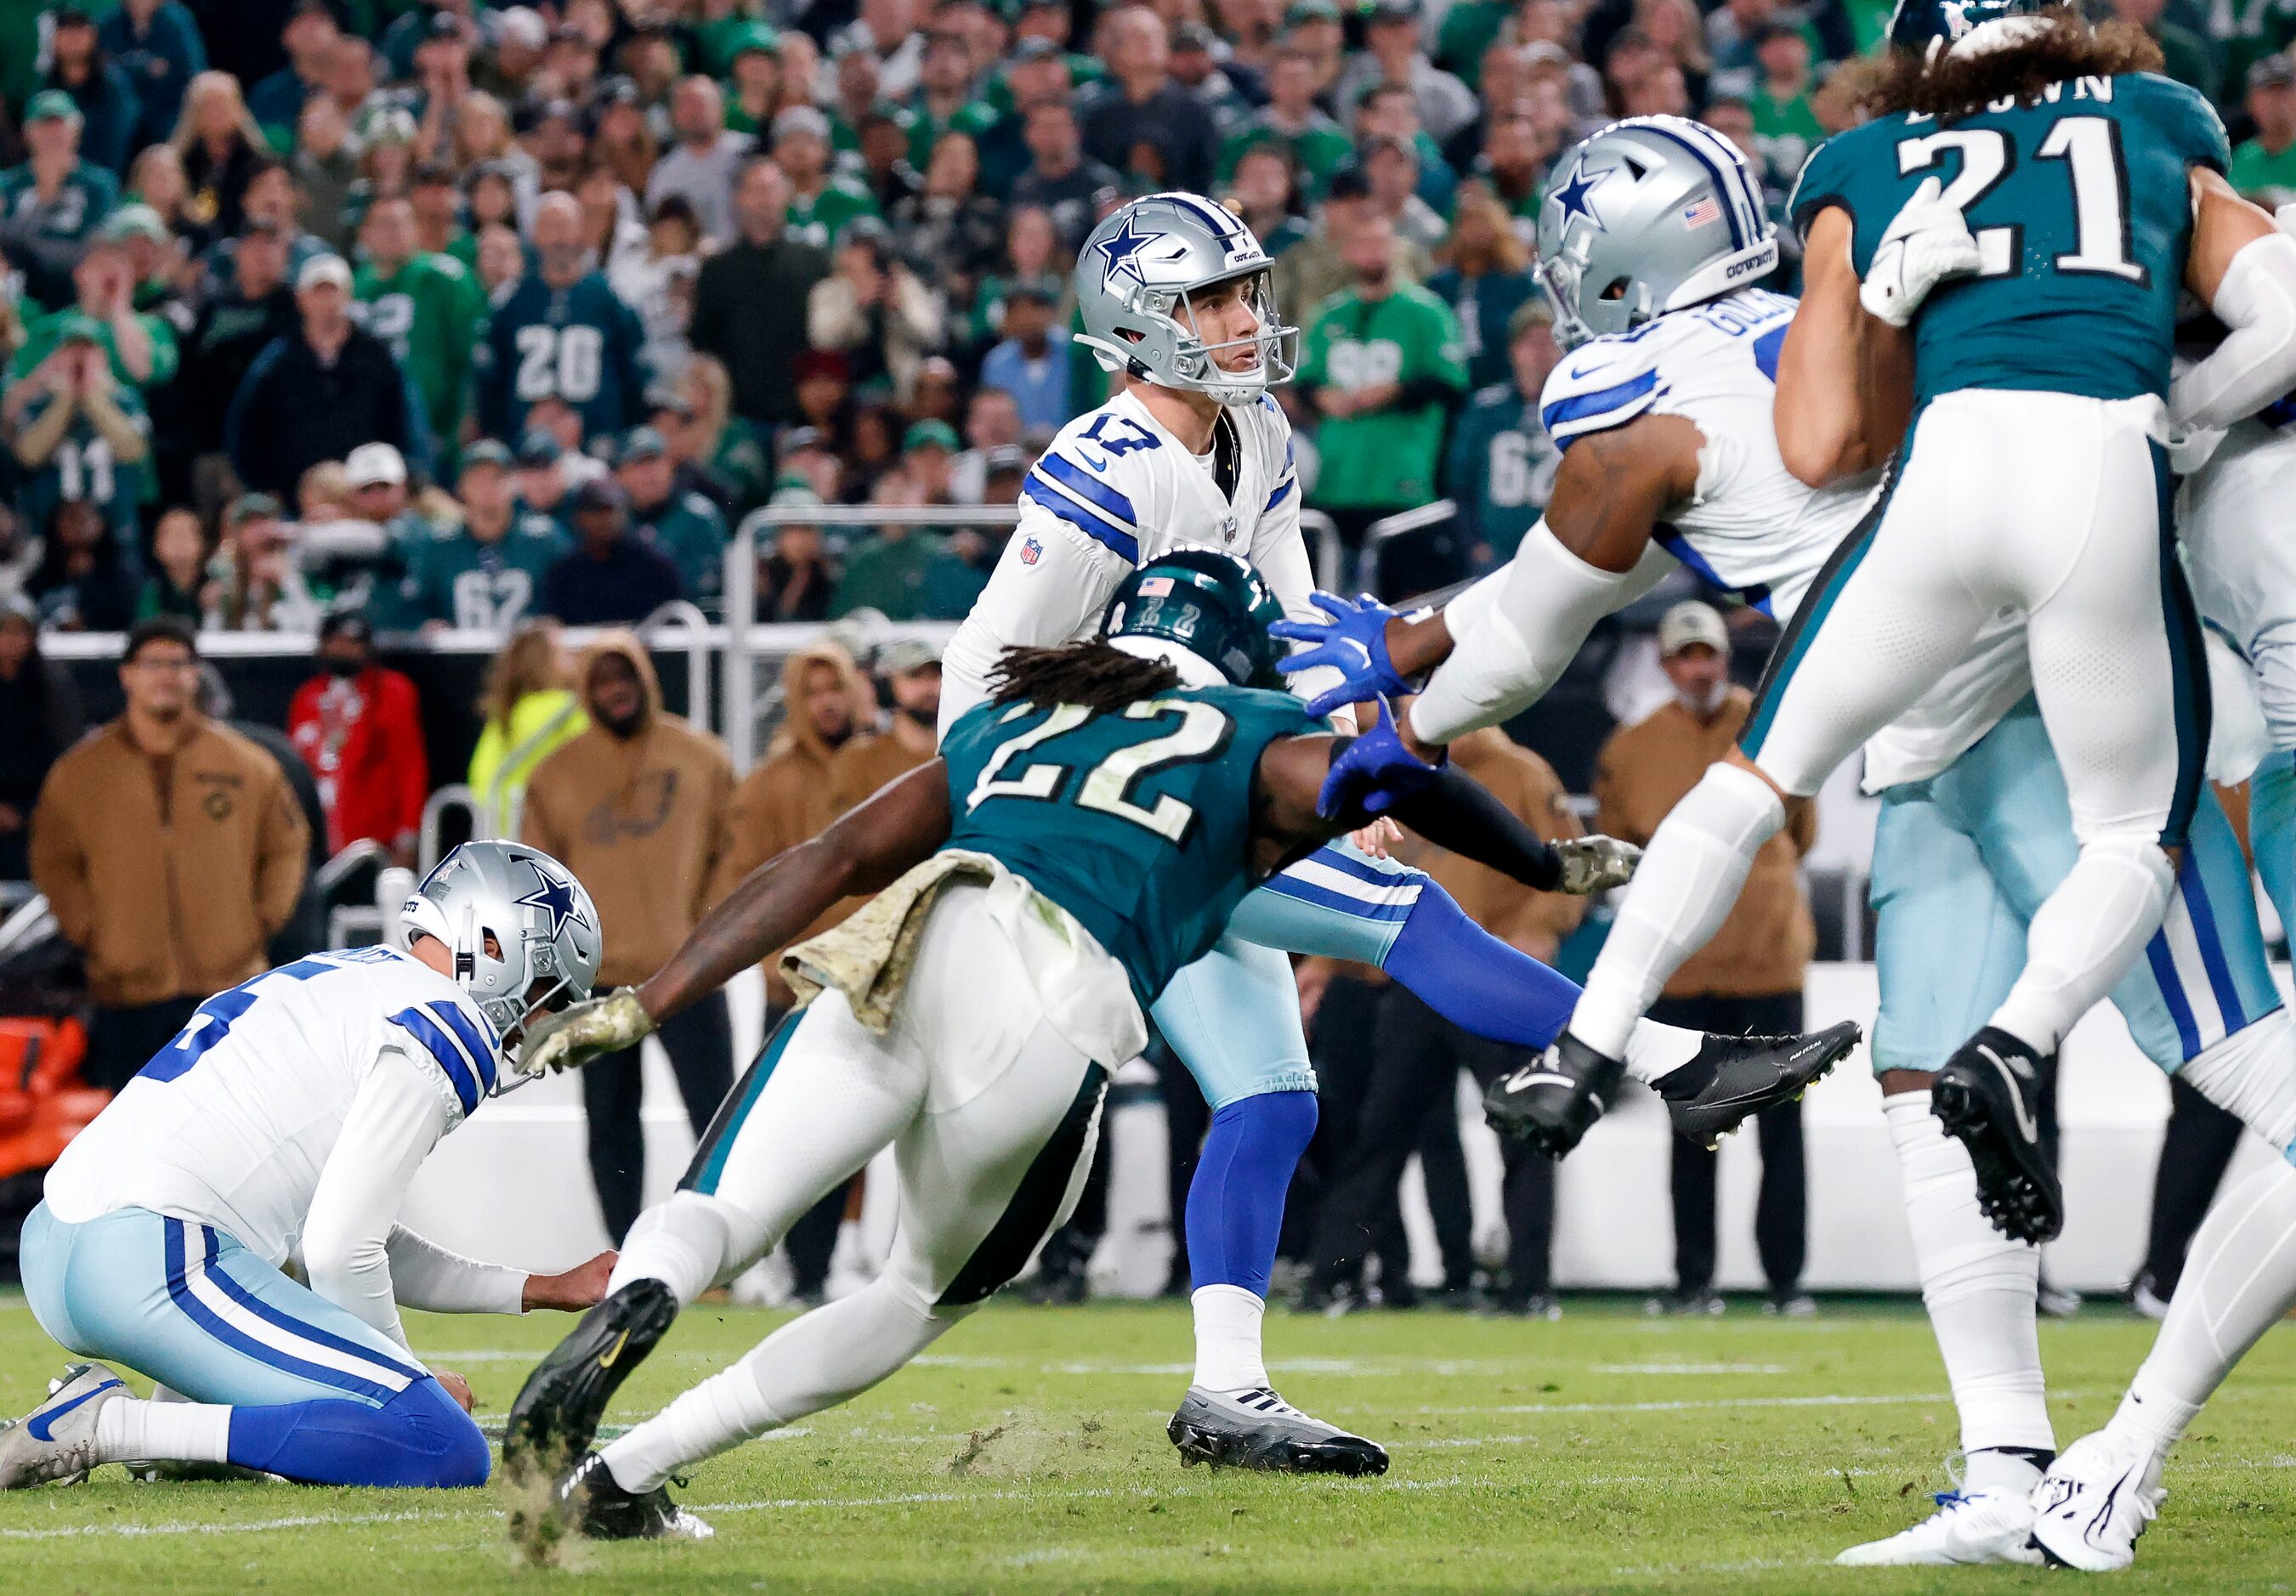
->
xmin=2184 ymin=416 xmax=2296 ymax=750
xmin=43 ymin=946 xmax=517 ymax=1342
xmin=938 ymin=385 xmax=1343 ymax=733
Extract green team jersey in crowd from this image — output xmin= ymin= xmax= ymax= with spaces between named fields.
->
xmin=402 ymin=507 xmax=570 ymax=631
xmin=10 ymin=303 xmax=179 ymax=394
xmin=2230 ymin=134 xmax=2296 ymax=208
xmin=632 ymin=488 xmax=729 ymax=608
xmin=14 ymin=388 xmax=151 ymax=541
xmin=1791 ymin=71 xmax=2229 ymax=411
xmin=905 ymin=96 xmax=998 ymax=172
xmin=1444 ymin=381 xmax=1562 ymax=562
xmin=1217 ymin=113 xmax=1355 ymax=199
xmin=1750 ymin=87 xmax=1825 ymax=186
xmin=938 ymin=683 xmax=1320 ymax=1006
xmin=1297 ymin=282 xmax=1469 ymax=508
xmin=354 ymin=251 xmax=485 ymax=439
xmin=0 ymin=160 xmax=119 ymax=291
xmin=785 ymin=176 xmax=880 ymax=251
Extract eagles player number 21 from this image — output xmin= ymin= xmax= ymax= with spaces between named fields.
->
xmin=1896 ymin=107 xmax=2143 ymax=281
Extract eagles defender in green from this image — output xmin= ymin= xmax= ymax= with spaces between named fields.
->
xmin=494 ymin=552 xmax=1604 ymax=1548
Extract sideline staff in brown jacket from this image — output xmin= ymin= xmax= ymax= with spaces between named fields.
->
xmin=825 ymin=637 xmax=942 ymax=815
xmin=1595 ymin=603 xmax=1813 ymax=1316
xmin=31 ymin=618 xmax=310 ymax=1091
xmin=522 ymin=632 xmax=737 ymax=1243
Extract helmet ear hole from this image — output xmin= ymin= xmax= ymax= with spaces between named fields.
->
xmin=1598 ymin=276 xmax=1633 ymax=302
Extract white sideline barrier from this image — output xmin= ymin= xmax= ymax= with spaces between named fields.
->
xmin=402 ymin=961 xmax=2286 ymax=1294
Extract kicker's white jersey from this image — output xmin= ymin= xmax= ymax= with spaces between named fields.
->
xmin=2185 ymin=416 xmax=2296 ymax=750
xmin=43 ymin=947 xmax=501 ymax=1268
xmin=1539 ymin=288 xmax=1870 ymax=621
xmin=938 ymin=386 xmax=1332 ymax=734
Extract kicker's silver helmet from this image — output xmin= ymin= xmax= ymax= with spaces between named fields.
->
xmin=400 ymin=840 xmax=602 ymax=1045
xmin=1534 ymin=116 xmax=1778 ymax=350
xmin=1074 ymin=192 xmax=1295 ymax=405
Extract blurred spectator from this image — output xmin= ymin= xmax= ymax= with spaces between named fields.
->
xmin=290 ymin=93 xmax=360 ymax=252
xmin=1010 ymin=98 xmax=1121 ymax=253
xmin=468 ymin=617 xmax=587 ymax=839
xmin=2112 ymin=0 xmax=2217 ymax=99
xmin=1746 ymin=23 xmax=1823 ymax=180
xmin=26 ymin=499 xmax=140 ymax=633
xmin=689 ymin=157 xmax=830 ymax=430
xmin=808 ymin=214 xmax=943 ymax=401
xmin=170 ymin=218 xmax=296 ymax=490
xmin=1276 ymin=167 xmax=1430 ymax=331
xmin=921 ymin=482 xmax=1017 ymax=619
xmin=247 ymin=0 xmax=342 ymax=150
xmin=969 ymin=202 xmax=1066 ymax=348
xmin=1299 ymin=212 xmax=1469 ymax=594
xmin=10 ymin=314 xmax=154 ymax=588
xmin=978 ymin=275 xmax=1073 ymax=433
xmin=406 ymin=439 xmax=570 ymax=633
xmin=174 ymin=71 xmax=271 ymax=243
xmin=649 ymin=76 xmax=753 ymax=246
xmin=31 ymin=617 xmax=309 ymax=1091
xmin=541 ymin=477 xmax=681 ymax=625
xmin=1080 ymin=8 xmax=1216 ymax=193
xmin=286 ymin=611 xmax=426 ymax=865
xmin=892 ymin=131 xmax=1004 ymax=293
xmin=720 ymin=24 xmax=787 ymax=139
xmin=1446 ymin=301 xmax=1564 ymax=567
xmin=610 ymin=195 xmax=705 ymax=385
xmin=1360 ymin=136 xmax=1448 ymax=254
xmin=1225 ymin=143 xmax=1315 ymax=265
xmin=0 ymin=92 xmax=122 ymax=314
xmin=100 ymin=0 xmax=210 ymax=153
xmin=749 ymin=486 xmax=840 ymax=624
xmin=1222 ymin=47 xmax=1353 ymax=200
xmin=666 ymin=355 xmax=772 ymax=517
xmin=950 ymin=385 xmax=1023 ymax=501
xmin=619 ymin=425 xmax=728 ymax=610
xmin=522 ymin=631 xmax=736 ymax=1244
xmin=2232 ymin=56 xmax=2296 ymax=209
xmin=1471 ymin=97 xmax=1554 ymax=237
xmin=204 ymin=492 xmax=319 ymax=631
xmin=1595 ymin=603 xmax=1815 ymax=1317
xmin=908 ymin=27 xmax=997 ymax=170
xmin=1427 ymin=184 xmax=1538 ymax=393
xmin=46 ymin=3 xmax=145 ymax=178
xmin=7 ymin=231 xmax=172 ymax=411
xmin=353 ymin=195 xmax=484 ymax=448
xmin=1338 ymin=1 xmax=1479 ymax=144
xmin=474 ymin=191 xmax=649 ymax=444
xmin=225 ymin=252 xmax=415 ymax=499
xmin=1303 ymin=726 xmax=1586 ymax=1314
xmin=775 ymin=105 xmax=881 ymax=251
xmin=0 ymin=594 xmax=82 ymax=881
xmin=827 ymin=637 xmax=941 ymax=812
xmin=137 ymin=505 xmax=209 ymax=621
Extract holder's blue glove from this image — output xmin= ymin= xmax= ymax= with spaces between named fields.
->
xmin=1317 ymin=699 xmax=1445 ymax=823
xmin=1271 ymin=591 xmax=1415 ymax=719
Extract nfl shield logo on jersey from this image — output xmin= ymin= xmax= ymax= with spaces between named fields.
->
xmin=1021 ymin=536 xmax=1042 ymax=565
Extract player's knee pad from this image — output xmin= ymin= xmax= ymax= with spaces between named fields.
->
xmin=614 ymin=1191 xmax=757 ymax=1305
xmin=1689 ymin=761 xmax=1792 ymax=843
xmin=2183 ymin=1010 xmax=2296 ymax=1155
xmin=1920 ymin=1238 xmax=2038 ymax=1310
xmin=2070 ymin=827 xmax=2174 ymax=887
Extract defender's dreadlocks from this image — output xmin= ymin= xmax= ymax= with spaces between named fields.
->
xmin=989 ymin=639 xmax=1183 ymax=715
xmin=1835 ymin=8 xmax=2163 ymax=124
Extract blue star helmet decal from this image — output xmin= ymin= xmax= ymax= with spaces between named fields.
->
xmin=517 ymin=861 xmax=589 ymax=938
xmin=1550 ymin=159 xmax=1609 ymax=234
xmin=1095 ymin=212 xmax=1165 ymax=293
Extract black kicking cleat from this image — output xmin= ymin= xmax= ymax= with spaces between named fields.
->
xmin=1168 ymin=1386 xmax=1390 ymax=1475
xmin=561 ymin=1451 xmax=714 ymax=1541
xmin=1931 ymin=1026 xmax=2062 ymax=1244
xmin=1483 ymin=1031 xmax=1624 ymax=1157
xmin=504 ymin=1278 xmax=679 ymax=1490
xmin=1660 ymin=1022 xmax=1861 ymax=1148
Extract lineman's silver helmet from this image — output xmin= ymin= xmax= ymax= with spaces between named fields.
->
xmin=400 ymin=840 xmax=602 ymax=1047
xmin=1534 ymin=116 xmax=1777 ymax=350
xmin=1074 ymin=192 xmax=1296 ymax=405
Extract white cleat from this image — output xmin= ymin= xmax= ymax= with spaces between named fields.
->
xmin=2031 ymin=1430 xmax=2166 ymax=1572
xmin=0 ymin=1362 xmax=128 ymax=1488
xmin=1835 ymin=1487 xmax=2044 ymax=1566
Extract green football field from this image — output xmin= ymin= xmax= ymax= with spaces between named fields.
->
xmin=2 ymin=1293 xmax=2291 ymax=1593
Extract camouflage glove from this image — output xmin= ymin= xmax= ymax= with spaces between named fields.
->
xmin=1552 ymin=835 xmax=1641 ymax=896
xmin=516 ymin=991 xmax=653 ymax=1078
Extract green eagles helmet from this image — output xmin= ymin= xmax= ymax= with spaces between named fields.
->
xmin=1103 ymin=550 xmax=1287 ymax=690
xmin=1887 ymin=0 xmax=2050 ymax=57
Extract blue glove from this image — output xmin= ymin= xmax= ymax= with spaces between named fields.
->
xmin=1270 ymin=591 xmax=1415 ymax=719
xmin=1317 ymin=699 xmax=1445 ymax=823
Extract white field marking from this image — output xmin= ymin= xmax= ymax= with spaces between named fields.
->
xmin=1 ymin=1509 xmax=445 ymax=1542
xmin=1590 ymin=1363 xmax=1790 ymax=1375
xmin=1607 ymin=1555 xmax=1838 ymax=1579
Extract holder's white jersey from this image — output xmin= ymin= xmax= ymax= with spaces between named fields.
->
xmin=938 ymin=387 xmax=1341 ymax=734
xmin=2184 ymin=416 xmax=2296 ymax=750
xmin=44 ymin=947 xmax=501 ymax=1271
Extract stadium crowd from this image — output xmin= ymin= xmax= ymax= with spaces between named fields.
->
xmin=0 ymin=0 xmax=2273 ymax=1313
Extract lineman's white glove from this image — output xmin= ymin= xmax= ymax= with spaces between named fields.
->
xmin=515 ymin=990 xmax=653 ymax=1079
xmin=1859 ymin=177 xmax=1981 ymax=328
xmin=1552 ymin=835 xmax=1641 ymax=895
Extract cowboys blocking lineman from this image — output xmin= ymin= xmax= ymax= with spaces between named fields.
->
xmin=938 ymin=190 xmax=1843 ymax=1470
xmin=1271 ymin=111 xmax=2296 ymax=1564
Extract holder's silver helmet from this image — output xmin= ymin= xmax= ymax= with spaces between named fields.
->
xmin=1534 ymin=116 xmax=1778 ymax=350
xmin=1074 ymin=192 xmax=1296 ymax=405
xmin=400 ymin=840 xmax=602 ymax=1045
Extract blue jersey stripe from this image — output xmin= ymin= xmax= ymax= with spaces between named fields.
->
xmin=388 ymin=1007 xmax=479 ymax=1116
xmin=1025 ymin=475 xmax=1140 ymax=561
xmin=1263 ymin=476 xmax=1295 ymax=513
xmin=2145 ymin=937 xmax=2203 ymax=1061
xmin=425 ymin=1000 xmax=498 ymax=1094
xmin=1543 ymin=369 xmax=1659 ymax=436
xmin=1297 ymin=844 xmax=1425 ymax=891
xmin=1653 ymin=524 xmax=1774 ymax=617
xmin=162 ymin=1221 xmax=402 ymax=1405
xmin=2177 ymin=857 xmax=2248 ymax=1037
xmin=1256 ymin=874 xmax=1419 ymax=923
xmin=1035 ymin=451 xmax=1140 ymax=526
xmin=191 ymin=1225 xmax=422 ymax=1381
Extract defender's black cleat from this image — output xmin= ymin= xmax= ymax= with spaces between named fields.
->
xmin=1167 ymin=1387 xmax=1390 ymax=1476
xmin=1483 ymin=1031 xmax=1624 ymax=1158
xmin=562 ymin=1450 xmax=714 ymax=1542
xmin=1932 ymin=1026 xmax=2062 ymax=1245
xmin=504 ymin=1278 xmax=679 ymax=1488
xmin=1661 ymin=1022 xmax=1861 ymax=1148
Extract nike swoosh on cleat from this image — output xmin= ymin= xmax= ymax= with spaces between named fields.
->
xmin=598 ymin=1330 xmax=632 ymax=1370
xmin=1502 ymin=1072 xmax=1574 ymax=1093
xmin=1975 ymin=1046 xmax=2040 ymax=1144
xmin=27 ymin=1380 xmax=121 ymax=1442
